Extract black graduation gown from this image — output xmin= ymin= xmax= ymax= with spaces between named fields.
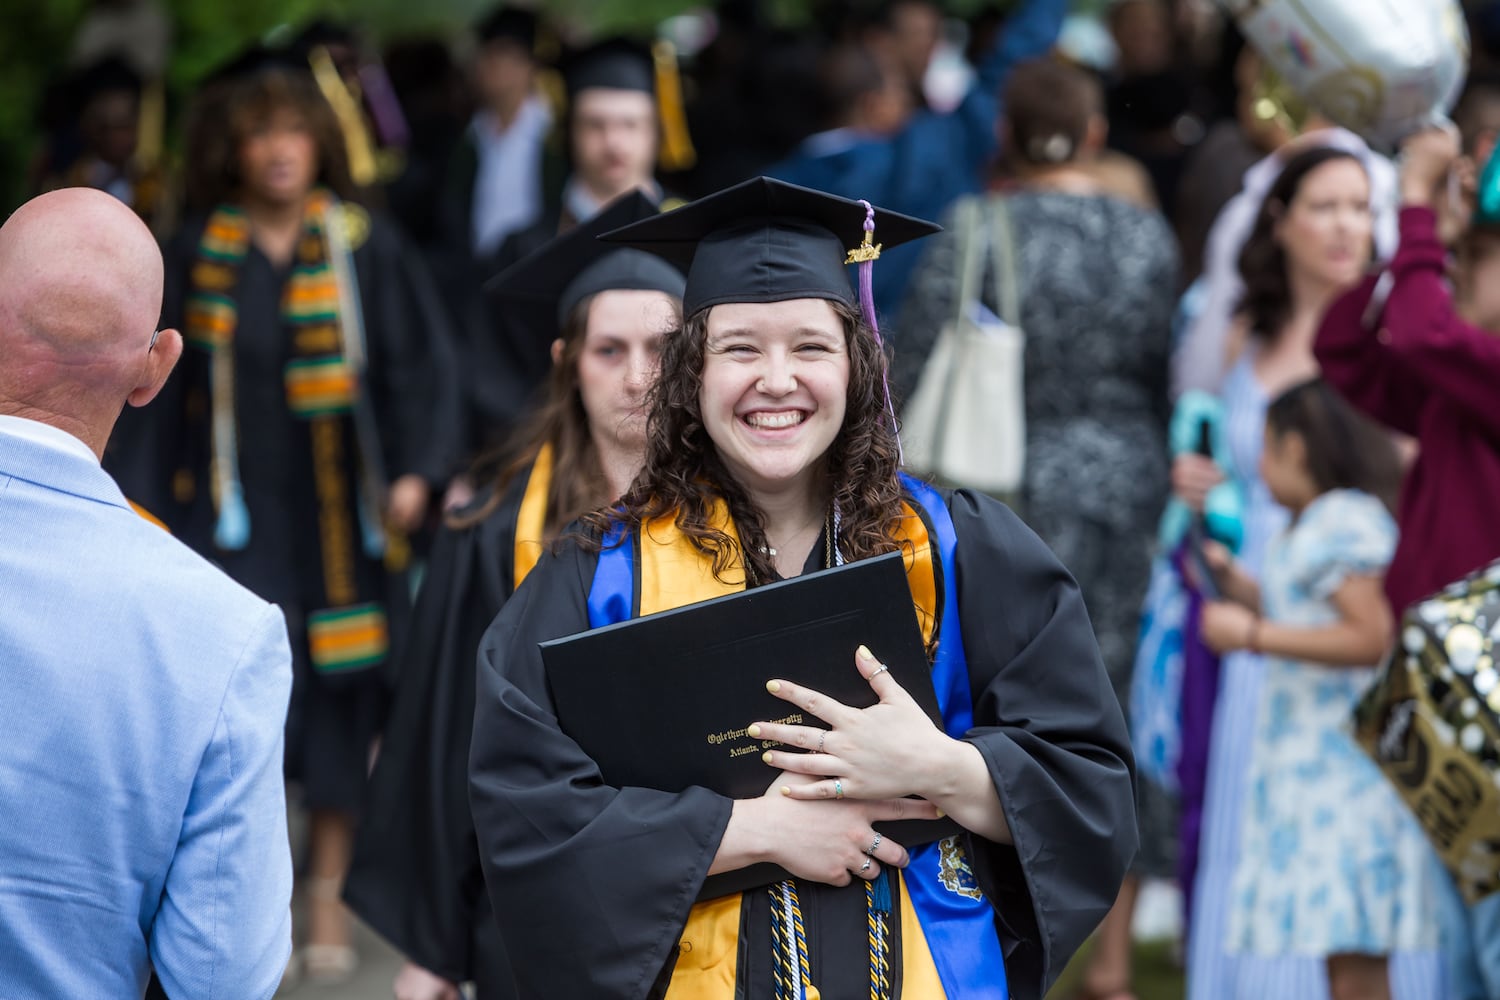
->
xmin=468 ymin=489 xmax=1137 ymax=1000
xmin=107 ymin=209 xmax=465 ymax=810
xmin=343 ymin=472 xmax=532 ymax=998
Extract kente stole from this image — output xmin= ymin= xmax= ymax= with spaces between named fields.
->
xmin=183 ymin=190 xmax=389 ymax=673
xmin=587 ymin=476 xmax=1009 ymax=999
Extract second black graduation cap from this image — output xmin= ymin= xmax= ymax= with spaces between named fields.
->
xmin=597 ymin=176 xmax=941 ymax=317
xmin=485 ymin=190 xmax=686 ymax=328
xmin=563 ymin=37 xmax=655 ymax=98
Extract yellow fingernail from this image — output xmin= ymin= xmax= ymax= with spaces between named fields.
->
xmin=935 ymin=808 xmax=945 ymax=819
xmin=766 ymin=680 xmax=781 ymax=693
xmin=761 ymin=751 xmax=774 ymax=763
xmin=747 ymin=724 xmax=762 ymax=737
xmin=856 ymin=644 xmax=875 ymax=663
xmin=780 ymin=786 xmax=791 ymax=796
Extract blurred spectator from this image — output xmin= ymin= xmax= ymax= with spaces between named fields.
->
xmin=897 ymin=50 xmax=1175 ymax=751
xmin=1103 ymin=0 xmax=1201 ymax=214
xmin=1171 ymin=110 xmax=1399 ymax=398
xmin=35 ymin=56 xmax=174 ymax=236
xmin=1314 ymin=127 xmax=1500 ymax=997
xmin=437 ymin=7 xmax=552 ymax=265
xmin=106 ymin=56 xmax=462 ymax=985
xmin=771 ymin=0 xmax=1067 ymax=323
xmin=1178 ymin=146 xmax=1446 ymax=1000
xmin=899 ymin=55 xmax=1177 ymax=1000
xmin=1171 ymin=26 xmax=1264 ymax=286
xmin=862 ymin=0 xmax=943 ymax=108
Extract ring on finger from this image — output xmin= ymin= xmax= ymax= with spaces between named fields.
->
xmin=858 ymin=857 xmax=872 ymax=874
xmin=834 ymin=779 xmax=844 ymax=800
xmin=865 ymin=832 xmax=882 ymax=856
xmin=816 ymin=730 xmax=827 ymax=753
xmin=868 ymin=662 xmax=890 ymax=678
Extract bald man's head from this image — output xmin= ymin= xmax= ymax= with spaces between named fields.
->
xmin=0 ymin=188 xmax=182 ymax=456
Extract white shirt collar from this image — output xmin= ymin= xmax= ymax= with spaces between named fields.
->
xmin=0 ymin=414 xmax=99 ymax=465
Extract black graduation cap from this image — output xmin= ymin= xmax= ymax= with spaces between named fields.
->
xmin=598 ymin=176 xmax=940 ymax=317
xmin=486 ymin=190 xmax=686 ymax=328
xmin=563 ymin=37 xmax=655 ymax=99
xmin=476 ymin=6 xmax=539 ymax=50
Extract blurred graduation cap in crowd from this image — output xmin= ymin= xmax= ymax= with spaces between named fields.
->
xmin=485 ymin=191 xmax=686 ymax=381
xmin=562 ymin=36 xmax=696 ymax=172
xmin=599 ymin=176 xmax=939 ymax=317
xmin=476 ymin=6 xmax=540 ymax=52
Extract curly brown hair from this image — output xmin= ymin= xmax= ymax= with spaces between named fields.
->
xmin=582 ymin=299 xmax=907 ymax=584
xmin=184 ymin=66 xmax=356 ymax=213
xmin=1236 ymin=146 xmax=1367 ymax=339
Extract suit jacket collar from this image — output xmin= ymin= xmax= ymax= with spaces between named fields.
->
xmin=0 ymin=426 xmax=130 ymax=510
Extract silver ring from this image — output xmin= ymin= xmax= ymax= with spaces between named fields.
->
xmin=858 ymin=857 xmax=873 ymax=874
xmin=834 ymin=779 xmax=844 ymax=800
xmin=865 ymin=832 xmax=882 ymax=856
xmin=816 ymin=731 xmax=827 ymax=753
xmin=868 ymin=663 xmax=890 ymax=678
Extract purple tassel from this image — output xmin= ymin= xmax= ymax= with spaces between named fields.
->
xmin=855 ymin=200 xmax=902 ymax=463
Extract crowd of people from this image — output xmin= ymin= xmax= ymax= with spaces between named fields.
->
xmin=5 ymin=0 xmax=1500 ymax=999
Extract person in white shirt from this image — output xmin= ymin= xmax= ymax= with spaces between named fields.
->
xmin=469 ymin=7 xmax=550 ymax=258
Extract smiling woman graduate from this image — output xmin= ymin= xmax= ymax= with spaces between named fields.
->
xmin=467 ymin=177 xmax=1136 ymax=1000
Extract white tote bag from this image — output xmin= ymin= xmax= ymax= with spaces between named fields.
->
xmin=902 ymin=196 xmax=1025 ymax=494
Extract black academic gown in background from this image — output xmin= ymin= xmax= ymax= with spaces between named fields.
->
xmin=343 ymin=471 xmax=532 ymax=998
xmin=468 ymin=489 xmax=1137 ymax=1000
xmin=108 ymin=209 xmax=465 ymax=811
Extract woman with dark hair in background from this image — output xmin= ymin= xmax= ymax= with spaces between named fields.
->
xmin=344 ymin=193 xmax=684 ymax=1000
xmin=895 ymin=57 xmax=1176 ymax=1000
xmin=108 ymin=56 xmax=462 ymax=983
xmin=1174 ymin=146 xmax=1446 ymax=999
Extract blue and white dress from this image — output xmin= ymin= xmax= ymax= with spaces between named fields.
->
xmin=1186 ymin=353 xmax=1445 ymax=999
xmin=1226 ymin=489 xmax=1437 ymax=956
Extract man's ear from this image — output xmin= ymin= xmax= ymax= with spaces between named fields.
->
xmin=550 ymin=337 xmax=565 ymax=368
xmin=127 ymin=327 xmax=183 ymax=408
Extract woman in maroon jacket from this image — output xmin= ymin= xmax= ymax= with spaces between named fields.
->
xmin=1314 ymin=126 xmax=1500 ymax=616
xmin=1314 ymin=125 xmax=1500 ymax=1000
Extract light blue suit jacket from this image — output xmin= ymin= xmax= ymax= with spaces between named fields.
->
xmin=0 ymin=425 xmax=294 ymax=1000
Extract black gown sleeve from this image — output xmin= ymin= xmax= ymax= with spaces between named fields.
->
xmin=468 ymin=541 xmax=734 ymax=1000
xmin=947 ymin=489 xmax=1137 ymax=1000
xmin=359 ymin=215 xmax=466 ymax=487
xmin=344 ymin=481 xmax=519 ymax=985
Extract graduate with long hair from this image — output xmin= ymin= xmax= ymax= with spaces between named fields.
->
xmin=344 ymin=192 xmax=684 ymax=1000
xmin=468 ymin=178 xmax=1135 ymax=999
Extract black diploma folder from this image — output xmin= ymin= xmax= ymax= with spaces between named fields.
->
xmin=542 ymin=550 xmax=959 ymax=898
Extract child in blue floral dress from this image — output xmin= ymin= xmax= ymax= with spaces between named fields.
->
xmin=1199 ymin=379 xmax=1438 ymax=1000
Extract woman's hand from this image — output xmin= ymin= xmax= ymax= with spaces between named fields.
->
xmin=393 ymin=962 xmax=460 ymax=1000
xmin=1400 ymin=125 xmax=1462 ymax=209
xmin=1171 ymin=454 xmax=1224 ymax=514
xmin=752 ymin=645 xmax=1014 ymax=844
xmin=1200 ymin=600 xmax=1257 ymax=655
xmin=752 ymin=646 xmax=954 ymax=803
xmin=387 ymin=474 xmax=431 ymax=534
xmin=718 ymin=771 xmax=936 ymax=887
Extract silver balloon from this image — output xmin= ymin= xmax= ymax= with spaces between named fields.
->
xmin=1218 ymin=0 xmax=1470 ymax=151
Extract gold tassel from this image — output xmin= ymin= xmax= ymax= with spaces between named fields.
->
xmin=308 ymin=45 xmax=379 ymax=188
xmin=653 ymin=39 xmax=696 ymax=173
